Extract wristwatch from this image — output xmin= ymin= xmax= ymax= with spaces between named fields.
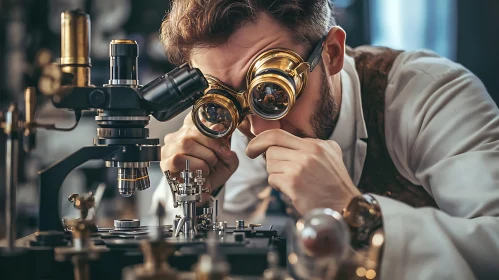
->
xmin=342 ymin=194 xmax=383 ymax=249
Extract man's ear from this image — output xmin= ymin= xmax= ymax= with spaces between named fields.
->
xmin=321 ymin=26 xmax=346 ymax=76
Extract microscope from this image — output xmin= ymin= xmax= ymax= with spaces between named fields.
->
xmin=36 ymin=10 xmax=208 ymax=232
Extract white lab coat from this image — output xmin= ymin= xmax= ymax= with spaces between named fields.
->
xmin=154 ymin=50 xmax=499 ymax=279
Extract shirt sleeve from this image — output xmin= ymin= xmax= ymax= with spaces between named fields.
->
xmin=379 ymin=50 xmax=499 ymax=279
xmin=223 ymin=129 xmax=269 ymax=212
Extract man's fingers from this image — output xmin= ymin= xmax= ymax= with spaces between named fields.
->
xmin=205 ymin=151 xmax=239 ymax=191
xmin=266 ymin=159 xmax=291 ymax=174
xmin=265 ymin=146 xmax=303 ymax=161
xmin=183 ymin=111 xmax=195 ymax=126
xmin=268 ymin=173 xmax=289 ymax=193
xmin=162 ymin=154 xmax=210 ymax=176
xmin=172 ymin=137 xmax=219 ymax=168
xmin=214 ymin=150 xmax=239 ymax=171
xmin=179 ymin=127 xmax=232 ymax=159
xmin=246 ymin=129 xmax=304 ymax=159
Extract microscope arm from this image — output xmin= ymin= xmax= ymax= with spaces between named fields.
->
xmin=38 ymin=145 xmax=123 ymax=231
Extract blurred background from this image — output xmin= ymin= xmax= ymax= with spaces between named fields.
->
xmin=0 ymin=0 xmax=498 ymax=239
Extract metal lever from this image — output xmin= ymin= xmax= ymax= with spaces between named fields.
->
xmin=164 ymin=170 xmax=179 ymax=208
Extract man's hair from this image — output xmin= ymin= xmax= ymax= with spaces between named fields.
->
xmin=160 ymin=0 xmax=336 ymax=65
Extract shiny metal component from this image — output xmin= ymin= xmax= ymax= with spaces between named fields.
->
xmin=212 ymin=199 xmax=219 ymax=230
xmin=249 ymin=223 xmax=263 ymax=230
xmin=24 ymin=87 xmax=36 ymax=126
xmin=95 ymin=115 xmax=150 ymax=121
xmin=203 ymin=208 xmax=213 ymax=216
xmin=192 ymin=92 xmax=240 ymax=138
xmin=68 ymin=193 xmax=95 ymax=220
xmin=114 ymin=219 xmax=140 ymax=229
xmin=173 ymin=215 xmax=181 ymax=233
xmin=60 ymin=10 xmax=91 ymax=87
xmin=55 ymin=191 xmax=107 ymax=280
xmin=5 ymin=103 xmax=19 ymax=250
xmin=136 ymin=167 xmax=151 ymax=191
xmin=105 ymin=161 xmax=150 ymax=168
xmin=195 ymin=169 xmax=206 ymax=193
xmin=198 ymin=206 xmax=216 ymax=230
xmin=192 ymin=46 xmax=316 ymax=139
xmin=23 ymin=87 xmax=37 ymax=152
xmin=165 ymin=171 xmax=179 ymax=208
xmin=246 ymin=49 xmax=310 ymax=120
xmin=109 ymin=79 xmax=138 ymax=85
xmin=236 ymin=220 xmax=245 ymax=229
xmin=167 ymin=160 xmax=205 ymax=238
xmin=118 ymin=168 xmax=137 ymax=197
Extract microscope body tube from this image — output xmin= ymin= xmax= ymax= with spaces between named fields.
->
xmin=60 ymin=10 xmax=91 ymax=87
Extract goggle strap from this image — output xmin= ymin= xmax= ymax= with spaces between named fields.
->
xmin=307 ymin=36 xmax=326 ymax=72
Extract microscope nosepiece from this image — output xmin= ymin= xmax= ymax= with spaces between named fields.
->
xmin=136 ymin=167 xmax=151 ymax=191
xmin=118 ymin=168 xmax=136 ymax=197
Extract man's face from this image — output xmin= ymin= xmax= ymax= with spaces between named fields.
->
xmin=190 ymin=13 xmax=337 ymax=141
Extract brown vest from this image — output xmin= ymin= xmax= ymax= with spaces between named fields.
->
xmin=346 ymin=46 xmax=438 ymax=208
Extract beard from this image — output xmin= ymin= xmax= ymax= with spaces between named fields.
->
xmin=309 ymin=62 xmax=339 ymax=140
xmin=292 ymin=62 xmax=339 ymax=140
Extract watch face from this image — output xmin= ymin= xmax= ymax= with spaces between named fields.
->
xmin=345 ymin=195 xmax=380 ymax=228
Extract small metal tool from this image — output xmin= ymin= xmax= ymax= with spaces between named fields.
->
xmin=166 ymin=160 xmax=208 ymax=238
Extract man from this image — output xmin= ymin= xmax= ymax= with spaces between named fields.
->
xmin=153 ymin=0 xmax=499 ymax=279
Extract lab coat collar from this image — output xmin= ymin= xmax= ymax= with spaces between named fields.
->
xmin=329 ymin=53 xmax=368 ymax=186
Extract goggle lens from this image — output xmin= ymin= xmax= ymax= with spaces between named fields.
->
xmin=249 ymin=82 xmax=290 ymax=118
xmin=195 ymin=102 xmax=233 ymax=137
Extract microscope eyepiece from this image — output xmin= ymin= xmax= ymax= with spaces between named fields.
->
xmin=109 ymin=40 xmax=139 ymax=86
xmin=141 ymin=64 xmax=208 ymax=121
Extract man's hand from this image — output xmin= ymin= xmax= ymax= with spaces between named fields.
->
xmin=161 ymin=113 xmax=239 ymax=193
xmin=246 ymin=129 xmax=360 ymax=215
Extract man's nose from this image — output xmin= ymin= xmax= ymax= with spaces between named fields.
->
xmin=248 ymin=115 xmax=281 ymax=136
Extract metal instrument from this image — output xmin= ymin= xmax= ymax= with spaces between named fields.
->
xmin=166 ymin=160 xmax=212 ymax=237
xmin=0 ymin=86 xmax=42 ymax=251
xmin=36 ymin=9 xmax=208 ymax=232
xmin=54 ymin=193 xmax=108 ymax=280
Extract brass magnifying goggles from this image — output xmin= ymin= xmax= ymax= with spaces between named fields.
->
xmin=192 ymin=36 xmax=325 ymax=138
